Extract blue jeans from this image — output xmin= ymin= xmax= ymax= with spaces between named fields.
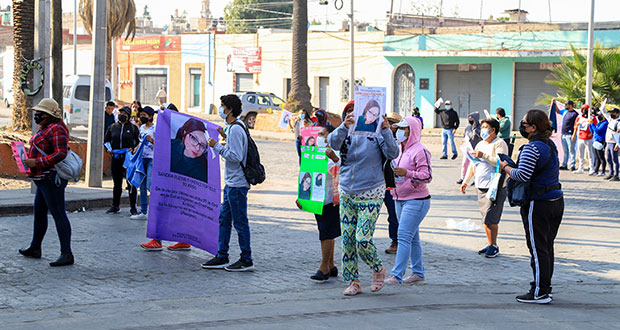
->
xmin=391 ymin=199 xmax=430 ymax=281
xmin=217 ymin=186 xmax=252 ymax=262
xmin=383 ymin=190 xmax=399 ymax=242
xmin=561 ymin=134 xmax=576 ymax=168
xmin=32 ymin=172 xmax=72 ymax=253
xmin=441 ymin=128 xmax=457 ymax=157
xmin=139 ymin=158 xmax=153 ymax=214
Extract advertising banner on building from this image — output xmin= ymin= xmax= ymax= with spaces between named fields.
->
xmin=298 ymin=146 xmax=328 ymax=215
xmin=226 ymin=47 xmax=262 ymax=73
xmin=146 ymin=110 xmax=222 ymax=254
xmin=119 ymin=36 xmax=182 ymax=52
xmin=349 ymin=86 xmax=387 ymax=137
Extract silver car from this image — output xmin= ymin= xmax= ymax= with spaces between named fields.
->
xmin=236 ymin=92 xmax=285 ymax=129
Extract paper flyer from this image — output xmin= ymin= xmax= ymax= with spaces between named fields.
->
xmin=10 ymin=141 xmax=30 ymax=173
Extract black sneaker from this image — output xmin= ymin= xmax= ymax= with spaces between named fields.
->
xmin=310 ymin=270 xmax=329 ymax=281
xmin=106 ymin=207 xmax=120 ymax=214
xmin=478 ymin=245 xmax=490 ymax=255
xmin=440 ymin=155 xmax=448 ymax=160
xmin=329 ymin=266 xmax=338 ymax=277
xmin=559 ymin=166 xmax=568 ymax=171
xmin=201 ymin=256 xmax=229 ymax=269
xmin=130 ymin=208 xmax=139 ymax=216
xmin=456 ymin=179 xmax=464 ymax=185
xmin=225 ymin=259 xmax=255 ymax=272
xmin=451 ymin=154 xmax=458 ymax=160
xmin=570 ymin=167 xmax=576 ymax=171
xmin=516 ymin=291 xmax=552 ymax=304
xmin=605 ymin=174 xmax=614 ymax=180
xmin=484 ymin=245 xmax=499 ymax=258
xmin=611 ymin=176 xmax=620 ymax=182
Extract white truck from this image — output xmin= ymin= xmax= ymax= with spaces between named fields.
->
xmin=63 ymin=75 xmax=114 ymax=129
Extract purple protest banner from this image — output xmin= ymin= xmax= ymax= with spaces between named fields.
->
xmin=146 ymin=110 xmax=222 ymax=254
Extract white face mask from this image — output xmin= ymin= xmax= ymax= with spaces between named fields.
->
xmin=316 ymin=137 xmax=328 ymax=148
xmin=396 ymin=129 xmax=408 ymax=144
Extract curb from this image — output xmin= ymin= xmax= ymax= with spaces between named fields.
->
xmin=1 ymin=196 xmax=129 ymax=217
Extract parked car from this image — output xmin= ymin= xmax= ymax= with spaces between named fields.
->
xmin=4 ymin=87 xmax=13 ymax=107
xmin=63 ymin=75 xmax=113 ymax=129
xmin=236 ymin=92 xmax=285 ymax=129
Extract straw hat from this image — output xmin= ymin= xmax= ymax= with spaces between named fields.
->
xmin=32 ymin=98 xmax=62 ymax=119
xmin=386 ymin=112 xmax=403 ymax=123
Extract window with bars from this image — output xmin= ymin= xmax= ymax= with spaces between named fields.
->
xmin=340 ymin=78 xmax=364 ymax=101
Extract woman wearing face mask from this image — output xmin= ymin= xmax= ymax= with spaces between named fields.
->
xmin=329 ymin=100 xmax=399 ymax=296
xmin=601 ymin=107 xmax=620 ymax=181
xmin=460 ymin=118 xmax=508 ymax=258
xmin=589 ymin=112 xmax=608 ymax=177
xmin=170 ymin=118 xmax=209 ymax=183
xmin=354 ymin=99 xmax=381 ymax=132
xmin=383 ymin=117 xmax=432 ymax=285
xmin=457 ymin=112 xmax=482 ymax=185
xmin=104 ymin=106 xmax=140 ymax=215
xmin=19 ymin=98 xmax=74 ymax=267
xmin=500 ymin=109 xmax=563 ymax=304
xmin=572 ymin=105 xmax=597 ymax=174
xmin=131 ymin=106 xmax=156 ymax=222
xmin=291 ymin=109 xmax=313 ymax=163
xmin=298 ymin=125 xmax=342 ymax=281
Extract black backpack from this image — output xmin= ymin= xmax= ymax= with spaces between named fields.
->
xmin=230 ymin=121 xmax=266 ymax=185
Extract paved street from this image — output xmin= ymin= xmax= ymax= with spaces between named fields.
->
xmin=1 ymin=138 xmax=619 ymax=329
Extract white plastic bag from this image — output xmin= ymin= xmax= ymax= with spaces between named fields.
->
xmin=446 ymin=219 xmax=481 ymax=232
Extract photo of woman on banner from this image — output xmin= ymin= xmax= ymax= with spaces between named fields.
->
xmin=315 ymin=173 xmax=323 ymax=188
xmin=170 ymin=117 xmax=210 ymax=183
xmin=299 ymin=172 xmax=312 ymax=200
xmin=354 ymin=99 xmax=381 ymax=133
xmin=306 ymin=136 xmax=316 ymax=147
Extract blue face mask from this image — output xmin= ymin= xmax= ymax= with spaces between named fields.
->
xmin=300 ymin=113 xmax=306 ymax=119
xmin=481 ymin=128 xmax=490 ymax=140
xmin=219 ymin=107 xmax=228 ymax=120
xmin=445 ymin=105 xmax=452 ymax=110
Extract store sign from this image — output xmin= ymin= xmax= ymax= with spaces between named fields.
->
xmin=119 ymin=36 xmax=181 ymax=52
xmin=226 ymin=47 xmax=262 ymax=73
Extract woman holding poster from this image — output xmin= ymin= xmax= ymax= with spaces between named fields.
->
xmin=328 ymin=100 xmax=399 ymax=296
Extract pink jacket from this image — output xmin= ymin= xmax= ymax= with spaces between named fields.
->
xmin=391 ymin=117 xmax=432 ymax=201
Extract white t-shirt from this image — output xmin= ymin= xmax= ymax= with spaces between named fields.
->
xmin=139 ymin=124 xmax=156 ymax=159
xmin=473 ymin=138 xmax=505 ymax=189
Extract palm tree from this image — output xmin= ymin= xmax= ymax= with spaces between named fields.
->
xmin=11 ymin=0 xmax=35 ymax=131
xmin=539 ymin=43 xmax=620 ymax=106
xmin=288 ymin=0 xmax=312 ymax=112
xmin=79 ymin=0 xmax=136 ymax=79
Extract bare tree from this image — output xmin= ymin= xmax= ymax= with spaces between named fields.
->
xmin=289 ymin=0 xmax=312 ymax=112
xmin=11 ymin=0 xmax=35 ymax=131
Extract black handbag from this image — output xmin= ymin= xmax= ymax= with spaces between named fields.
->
xmin=382 ymin=153 xmax=396 ymax=189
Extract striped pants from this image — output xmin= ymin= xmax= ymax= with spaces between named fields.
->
xmin=520 ymin=198 xmax=564 ymax=296
xmin=339 ymin=192 xmax=383 ymax=282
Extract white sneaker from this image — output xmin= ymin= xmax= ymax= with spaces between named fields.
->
xmin=572 ymin=169 xmax=584 ymax=174
xmin=130 ymin=213 xmax=148 ymax=220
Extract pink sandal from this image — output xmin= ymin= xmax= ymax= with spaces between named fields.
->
xmin=371 ymin=267 xmax=386 ymax=292
xmin=343 ymin=281 xmax=362 ymax=296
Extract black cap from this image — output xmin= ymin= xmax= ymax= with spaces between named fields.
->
xmin=140 ymin=106 xmax=155 ymax=117
xmin=610 ymin=108 xmax=620 ymax=113
xmin=166 ymin=103 xmax=178 ymax=112
xmin=566 ymin=100 xmax=574 ymax=106
xmin=119 ymin=106 xmax=131 ymax=115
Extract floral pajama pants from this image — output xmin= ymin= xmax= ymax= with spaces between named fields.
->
xmin=339 ymin=192 xmax=383 ymax=282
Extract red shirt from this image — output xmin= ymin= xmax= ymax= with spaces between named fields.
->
xmin=28 ymin=123 xmax=69 ymax=179
xmin=574 ymin=115 xmax=597 ymax=140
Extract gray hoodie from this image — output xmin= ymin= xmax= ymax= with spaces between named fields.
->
xmin=214 ymin=120 xmax=249 ymax=188
xmin=328 ymin=124 xmax=399 ymax=195
xmin=464 ymin=111 xmax=482 ymax=149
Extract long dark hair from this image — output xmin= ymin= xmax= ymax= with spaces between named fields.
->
xmin=301 ymin=172 xmax=312 ymax=190
xmin=364 ymin=99 xmax=380 ymax=115
xmin=525 ymin=109 xmax=553 ymax=139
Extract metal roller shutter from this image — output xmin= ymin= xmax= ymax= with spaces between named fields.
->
xmin=436 ymin=64 xmax=491 ymax=127
xmin=135 ymin=68 xmax=168 ymax=106
xmin=514 ymin=62 xmax=560 ymax=129
xmin=236 ymin=73 xmax=254 ymax=92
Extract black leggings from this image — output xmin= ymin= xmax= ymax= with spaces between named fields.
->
xmin=111 ymin=156 xmax=137 ymax=209
xmin=593 ymin=142 xmax=607 ymax=173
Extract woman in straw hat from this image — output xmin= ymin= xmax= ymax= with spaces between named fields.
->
xmin=19 ymin=98 xmax=75 ymax=267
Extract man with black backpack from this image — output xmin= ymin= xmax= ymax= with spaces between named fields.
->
xmin=202 ymin=94 xmax=256 ymax=272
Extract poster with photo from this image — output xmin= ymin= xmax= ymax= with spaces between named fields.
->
xmin=279 ymin=110 xmax=293 ymax=129
xmin=349 ymin=86 xmax=387 ymax=137
xmin=146 ymin=110 xmax=222 ymax=254
xmin=297 ymin=146 xmax=328 ymax=215
xmin=10 ymin=141 xmax=30 ymax=173
xmin=300 ymin=127 xmax=321 ymax=146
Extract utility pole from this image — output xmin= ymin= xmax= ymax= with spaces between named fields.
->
xmin=585 ymin=0 xmax=595 ymax=108
xmin=32 ymin=0 xmax=51 ymax=194
xmin=51 ymin=0 xmax=62 ymax=106
xmin=85 ymin=0 xmax=107 ymax=187
xmin=349 ymin=0 xmax=354 ymax=100
xmin=74 ymin=0 xmax=77 ymax=75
